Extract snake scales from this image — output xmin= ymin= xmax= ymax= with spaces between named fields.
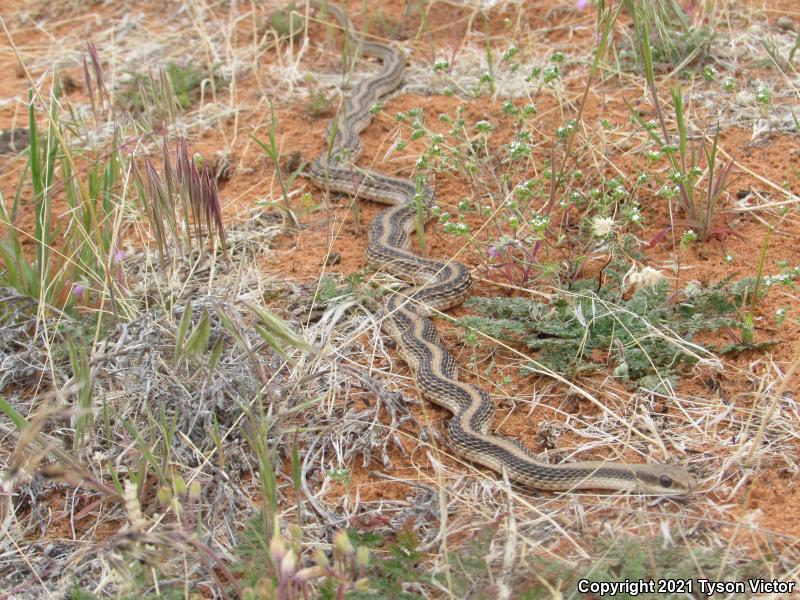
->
xmin=307 ymin=1 xmax=696 ymax=494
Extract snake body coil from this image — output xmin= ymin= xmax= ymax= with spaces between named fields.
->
xmin=309 ymin=1 xmax=696 ymax=494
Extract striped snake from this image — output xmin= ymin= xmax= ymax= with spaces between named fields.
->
xmin=308 ymin=1 xmax=696 ymax=494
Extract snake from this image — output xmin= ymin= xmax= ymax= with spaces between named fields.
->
xmin=307 ymin=1 xmax=696 ymax=494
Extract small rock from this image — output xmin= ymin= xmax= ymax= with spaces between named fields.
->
xmin=324 ymin=252 xmax=341 ymax=266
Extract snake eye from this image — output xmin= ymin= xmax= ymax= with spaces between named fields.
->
xmin=659 ymin=474 xmax=673 ymax=488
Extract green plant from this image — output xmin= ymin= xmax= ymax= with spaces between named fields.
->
xmin=458 ymin=270 xmax=764 ymax=392
xmin=67 ymin=339 xmax=93 ymax=450
xmin=398 ymin=3 xmax=626 ymax=292
xmin=120 ymin=62 xmax=217 ymax=113
xmin=740 ymin=227 xmax=771 ymax=344
xmin=251 ymin=102 xmax=304 ymax=229
xmin=620 ymin=0 xmax=714 ymax=72
xmin=267 ymin=5 xmax=304 ymax=39
xmin=427 ymin=521 xmax=499 ymax=597
xmin=173 ymin=299 xmax=213 ymax=366
xmin=315 ymin=273 xmax=356 ymax=303
xmin=305 ymin=83 xmax=332 ymax=117
xmin=624 ymin=0 xmax=733 ymax=241
xmin=348 ymin=524 xmax=424 ymax=600
xmin=0 ymin=94 xmax=60 ymax=304
xmin=0 ymin=91 xmax=124 ymax=314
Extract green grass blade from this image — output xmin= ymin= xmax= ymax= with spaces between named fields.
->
xmin=0 ymin=394 xmax=29 ymax=430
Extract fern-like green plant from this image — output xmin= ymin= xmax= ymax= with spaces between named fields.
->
xmin=458 ymin=276 xmax=767 ymax=391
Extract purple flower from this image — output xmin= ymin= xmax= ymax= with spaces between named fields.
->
xmin=576 ymin=0 xmax=589 ymax=10
xmin=72 ymin=284 xmax=86 ymax=298
xmin=487 ymin=245 xmax=499 ymax=258
xmin=113 ymin=249 xmax=125 ymax=263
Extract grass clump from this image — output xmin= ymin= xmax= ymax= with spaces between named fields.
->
xmin=0 ymin=91 xmax=125 ymax=315
xmin=133 ymin=137 xmax=227 ymax=262
xmin=620 ymin=0 xmax=714 ymax=72
xmin=622 ymin=0 xmax=733 ymax=241
xmin=120 ymin=62 xmax=220 ymax=112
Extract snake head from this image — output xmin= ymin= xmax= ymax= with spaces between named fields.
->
xmin=634 ymin=465 xmax=698 ymax=495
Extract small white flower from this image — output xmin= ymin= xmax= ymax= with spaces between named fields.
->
xmin=625 ymin=265 xmax=665 ymax=290
xmin=638 ymin=266 xmax=664 ymax=288
xmin=592 ymin=216 xmax=616 ymax=237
